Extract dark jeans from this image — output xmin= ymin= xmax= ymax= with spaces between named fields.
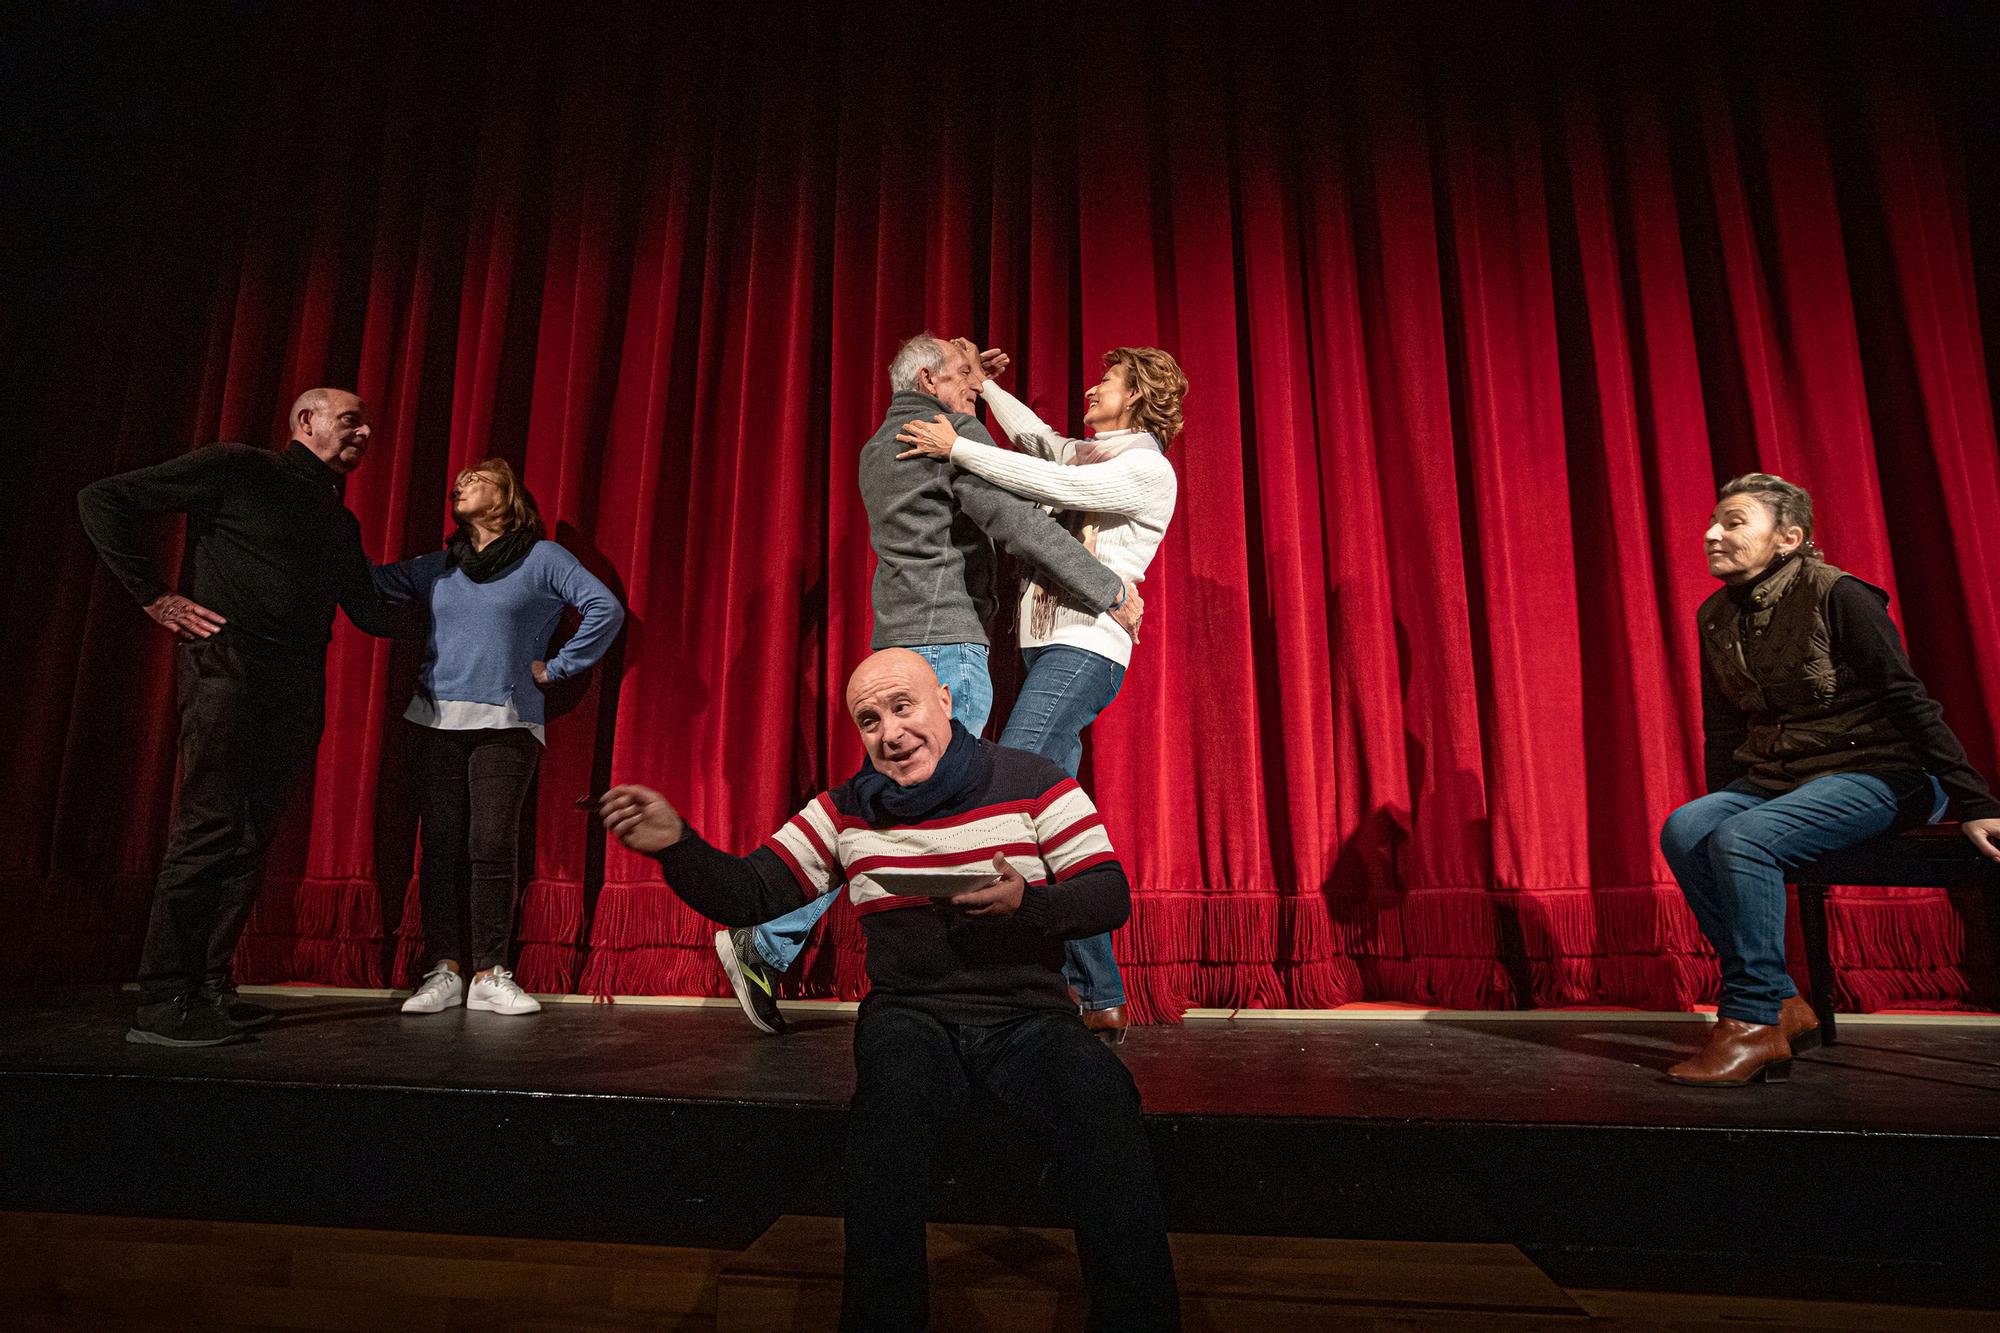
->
xmin=999 ymin=645 xmax=1128 ymax=1011
xmin=409 ymin=723 xmax=541 ymax=972
xmin=841 ymin=1001 xmax=1178 ymax=1332
xmin=137 ymin=637 xmax=325 ymax=1006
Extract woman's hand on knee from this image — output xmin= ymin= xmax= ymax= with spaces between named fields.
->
xmin=1962 ymin=817 xmax=2000 ymax=863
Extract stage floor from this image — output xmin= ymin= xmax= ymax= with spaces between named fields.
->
xmin=4 ymin=989 xmax=1997 ymax=1307
xmin=3 ymin=988 xmax=1996 ymax=1132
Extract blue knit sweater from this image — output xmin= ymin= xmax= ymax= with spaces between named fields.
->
xmin=373 ymin=541 xmax=623 ymax=727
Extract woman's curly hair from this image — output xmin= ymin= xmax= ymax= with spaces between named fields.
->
xmin=1103 ymin=346 xmax=1189 ymax=448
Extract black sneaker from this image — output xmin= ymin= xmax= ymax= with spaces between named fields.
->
xmin=715 ymin=927 xmax=786 ymax=1034
xmin=204 ymin=986 xmax=277 ymax=1029
xmin=127 ymin=996 xmax=246 ymax=1048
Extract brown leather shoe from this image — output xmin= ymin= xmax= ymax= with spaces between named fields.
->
xmin=1778 ymin=995 xmax=1822 ymax=1054
xmin=1083 ymin=1005 xmax=1130 ymax=1045
xmin=1667 ymin=1019 xmax=1793 ymax=1086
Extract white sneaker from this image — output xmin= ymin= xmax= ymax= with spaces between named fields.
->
xmin=401 ymin=966 xmax=464 ymax=1014
xmin=466 ymin=968 xmax=542 ymax=1016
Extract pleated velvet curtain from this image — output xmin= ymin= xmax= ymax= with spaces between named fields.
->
xmin=6 ymin=1 xmax=1996 ymax=1020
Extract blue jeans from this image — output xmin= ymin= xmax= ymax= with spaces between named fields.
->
xmin=1658 ymin=771 xmax=1945 ymax=1026
xmin=747 ymin=643 xmax=994 ymax=974
xmin=1000 ymin=646 xmax=1127 ymax=1011
xmin=906 ymin=642 xmax=993 ymax=739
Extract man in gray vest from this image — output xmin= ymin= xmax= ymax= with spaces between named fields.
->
xmin=711 ymin=333 xmax=1140 ymax=1032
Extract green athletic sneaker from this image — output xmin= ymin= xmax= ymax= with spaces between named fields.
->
xmin=715 ymin=927 xmax=786 ymax=1034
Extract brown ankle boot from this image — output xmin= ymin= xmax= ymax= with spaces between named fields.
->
xmin=1777 ymin=995 xmax=1822 ymax=1054
xmin=1668 ymin=1019 xmax=1793 ymax=1086
xmin=1083 ymin=1005 xmax=1130 ymax=1045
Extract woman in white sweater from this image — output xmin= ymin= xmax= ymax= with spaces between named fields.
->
xmin=896 ymin=342 xmax=1187 ymax=1037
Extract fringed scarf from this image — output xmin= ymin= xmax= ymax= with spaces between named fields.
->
xmin=1024 ymin=431 xmax=1142 ymax=636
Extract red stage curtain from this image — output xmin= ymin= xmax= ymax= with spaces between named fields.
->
xmin=6 ymin=2 xmax=1997 ymax=1020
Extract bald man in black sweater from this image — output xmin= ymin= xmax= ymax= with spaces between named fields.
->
xmin=78 ymin=388 xmax=401 ymax=1047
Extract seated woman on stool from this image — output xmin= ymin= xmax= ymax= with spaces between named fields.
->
xmin=1661 ymin=473 xmax=2000 ymax=1086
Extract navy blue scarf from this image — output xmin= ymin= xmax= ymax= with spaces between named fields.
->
xmin=849 ymin=721 xmax=984 ymax=826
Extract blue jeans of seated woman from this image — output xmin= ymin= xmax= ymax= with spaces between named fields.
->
xmin=747 ymin=644 xmax=993 ymax=974
xmin=1658 ymin=771 xmax=1945 ymax=1027
xmin=999 ymin=645 xmax=1128 ymax=1012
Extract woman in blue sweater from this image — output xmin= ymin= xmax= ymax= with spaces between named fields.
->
xmin=375 ymin=459 xmax=624 ymax=1017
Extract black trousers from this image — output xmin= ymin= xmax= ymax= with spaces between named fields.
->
xmin=137 ymin=637 xmax=324 ymax=1006
xmin=840 ymin=1001 xmax=1180 ymax=1332
xmin=408 ymin=723 xmax=540 ymax=973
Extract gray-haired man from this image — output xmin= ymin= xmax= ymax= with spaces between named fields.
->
xmin=712 ymin=334 xmax=1140 ymax=1031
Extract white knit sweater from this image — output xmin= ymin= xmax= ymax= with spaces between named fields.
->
xmin=949 ymin=381 xmax=1178 ymax=668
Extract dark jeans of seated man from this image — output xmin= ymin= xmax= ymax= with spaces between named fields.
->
xmin=841 ymin=999 xmax=1180 ymax=1332
xmin=137 ymin=636 xmax=325 ymax=1011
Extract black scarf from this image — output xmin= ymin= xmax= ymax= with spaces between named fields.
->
xmin=849 ymin=721 xmax=985 ymax=826
xmin=445 ymin=526 xmax=537 ymax=582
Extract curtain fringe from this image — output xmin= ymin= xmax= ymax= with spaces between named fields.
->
xmin=2 ymin=872 xmax=1988 ymax=1018
xmin=587 ymin=881 xmax=715 ymax=949
xmin=519 ymin=877 xmax=584 ymax=943
xmin=515 ymin=942 xmax=582 ymax=994
xmin=581 ymin=945 xmax=729 ymax=999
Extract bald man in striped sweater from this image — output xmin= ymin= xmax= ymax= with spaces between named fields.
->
xmin=600 ymin=648 xmax=1178 ymax=1332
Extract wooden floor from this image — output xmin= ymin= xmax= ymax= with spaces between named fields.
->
xmin=5 ymin=1210 xmax=1992 ymax=1332
xmin=8 ymin=990 xmax=1998 ymax=1317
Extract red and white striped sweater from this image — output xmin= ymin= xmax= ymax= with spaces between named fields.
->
xmin=655 ymin=742 xmax=1129 ymax=1021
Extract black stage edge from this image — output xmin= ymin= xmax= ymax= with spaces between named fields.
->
xmin=4 ymin=989 xmax=1997 ymax=1309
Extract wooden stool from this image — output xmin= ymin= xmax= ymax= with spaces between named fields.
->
xmin=1790 ymin=825 xmax=2000 ymax=1044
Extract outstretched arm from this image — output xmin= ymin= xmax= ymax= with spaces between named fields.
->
xmin=976 ymin=379 xmax=1073 ymax=463
xmin=371 ymin=553 xmax=433 ymax=606
xmin=904 ymin=422 xmax=1170 ymax=518
xmin=334 ymin=514 xmax=405 ymax=639
xmin=602 ymin=785 xmax=819 ymax=923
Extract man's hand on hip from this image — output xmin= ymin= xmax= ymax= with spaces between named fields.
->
xmin=145 ymin=593 xmax=227 ymax=641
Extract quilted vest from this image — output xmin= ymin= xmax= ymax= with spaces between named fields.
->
xmin=1697 ymin=554 xmax=1921 ymax=789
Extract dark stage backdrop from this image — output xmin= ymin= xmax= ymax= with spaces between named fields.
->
xmin=7 ymin=2 xmax=1999 ymax=1021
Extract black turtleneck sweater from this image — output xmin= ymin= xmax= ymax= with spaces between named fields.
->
xmin=1700 ymin=560 xmax=2000 ymax=820
xmin=78 ymin=441 xmax=398 ymax=660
